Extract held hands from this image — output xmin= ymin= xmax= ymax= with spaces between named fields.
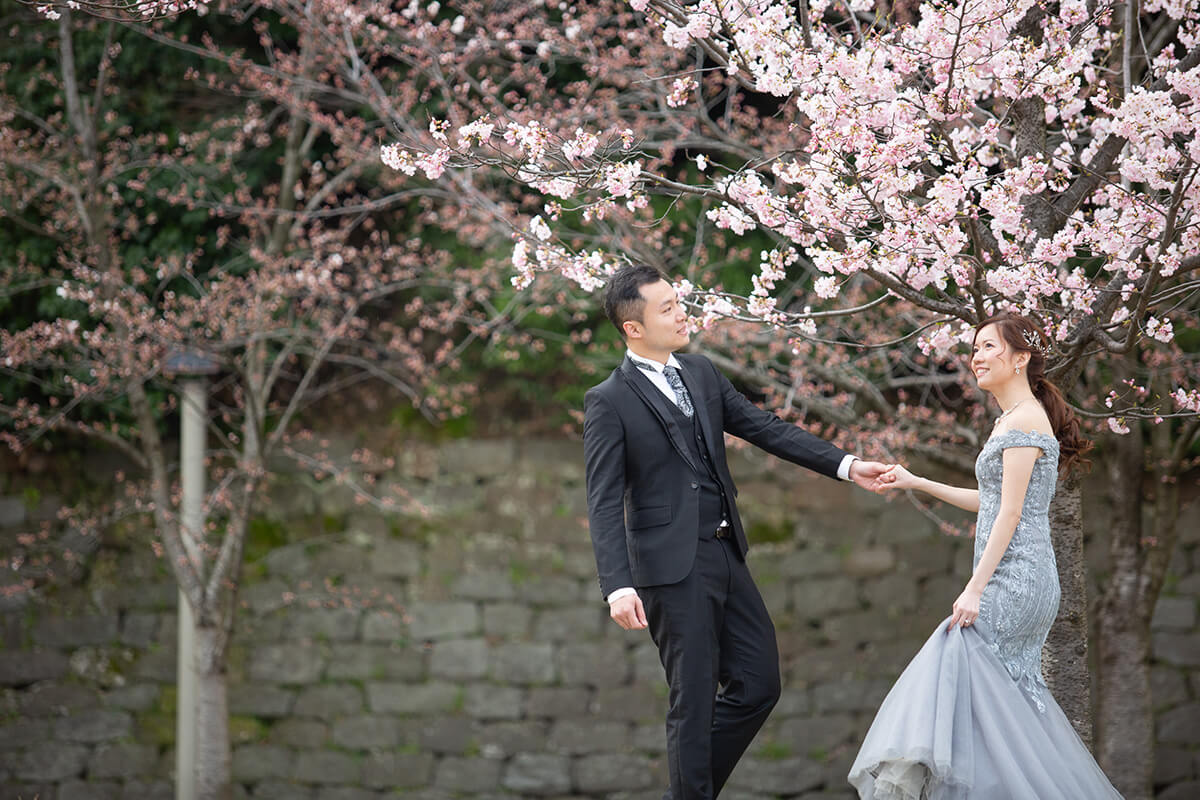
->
xmin=848 ymin=460 xmax=898 ymax=493
xmin=950 ymin=585 xmax=982 ymax=630
xmin=876 ymin=463 xmax=920 ymax=492
xmin=609 ymin=593 xmax=648 ymax=631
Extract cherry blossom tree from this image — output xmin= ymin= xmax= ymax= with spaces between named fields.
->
xmin=380 ymin=1 xmax=1200 ymax=796
xmin=1 ymin=7 xmax=519 ymax=797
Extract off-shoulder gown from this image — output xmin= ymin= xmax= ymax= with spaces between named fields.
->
xmin=848 ymin=429 xmax=1122 ymax=799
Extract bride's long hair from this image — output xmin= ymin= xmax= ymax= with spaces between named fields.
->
xmin=974 ymin=313 xmax=1093 ymax=474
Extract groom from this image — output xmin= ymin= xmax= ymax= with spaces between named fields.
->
xmin=583 ymin=265 xmax=889 ymax=799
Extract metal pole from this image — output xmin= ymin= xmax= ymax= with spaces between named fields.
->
xmin=176 ymin=378 xmax=206 ymax=800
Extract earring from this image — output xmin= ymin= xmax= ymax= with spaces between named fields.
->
xmin=1015 ymin=366 xmax=1021 ymax=374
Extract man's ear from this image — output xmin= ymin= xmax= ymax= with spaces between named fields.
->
xmin=623 ymin=320 xmax=642 ymax=340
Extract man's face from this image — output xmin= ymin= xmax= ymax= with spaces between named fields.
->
xmin=625 ymin=279 xmax=690 ymax=354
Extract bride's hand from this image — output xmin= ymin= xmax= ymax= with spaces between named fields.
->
xmin=950 ymin=586 xmax=982 ymax=629
xmin=877 ymin=464 xmax=919 ymax=491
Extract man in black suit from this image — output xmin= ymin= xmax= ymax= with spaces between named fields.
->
xmin=583 ymin=265 xmax=890 ymax=800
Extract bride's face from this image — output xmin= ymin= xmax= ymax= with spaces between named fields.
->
xmin=971 ymin=324 xmax=1025 ymax=392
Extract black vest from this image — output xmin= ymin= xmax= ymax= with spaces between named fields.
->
xmin=666 ymin=398 xmax=729 ymax=537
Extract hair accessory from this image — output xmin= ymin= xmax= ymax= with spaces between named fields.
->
xmin=1021 ymin=328 xmax=1050 ymax=357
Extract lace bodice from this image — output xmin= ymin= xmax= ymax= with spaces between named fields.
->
xmin=973 ymin=428 xmax=1061 ymax=711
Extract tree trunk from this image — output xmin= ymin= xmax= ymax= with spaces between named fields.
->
xmin=194 ymin=624 xmax=233 ymax=800
xmin=1096 ymin=429 xmax=1154 ymax=800
xmin=1042 ymin=471 xmax=1093 ymax=747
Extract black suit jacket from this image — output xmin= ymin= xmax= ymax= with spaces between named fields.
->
xmin=583 ymin=352 xmax=850 ymax=599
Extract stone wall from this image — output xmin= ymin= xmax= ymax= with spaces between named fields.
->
xmin=1 ymin=437 xmax=1197 ymax=799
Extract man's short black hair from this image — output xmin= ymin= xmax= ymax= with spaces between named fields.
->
xmin=604 ymin=264 xmax=669 ymax=339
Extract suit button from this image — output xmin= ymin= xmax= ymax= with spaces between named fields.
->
xmin=690 ymin=482 xmax=699 ymax=490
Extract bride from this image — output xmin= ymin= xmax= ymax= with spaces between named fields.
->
xmin=849 ymin=313 xmax=1122 ymax=799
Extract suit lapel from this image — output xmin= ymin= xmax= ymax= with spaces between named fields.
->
xmin=675 ymin=358 xmax=721 ymax=464
xmin=619 ymin=358 xmax=698 ymax=473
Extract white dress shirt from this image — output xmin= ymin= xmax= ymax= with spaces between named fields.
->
xmin=606 ymin=350 xmax=859 ymax=605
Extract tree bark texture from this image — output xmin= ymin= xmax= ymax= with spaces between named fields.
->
xmin=1042 ymin=471 xmax=1093 ymax=748
xmin=1096 ymin=430 xmax=1153 ymax=800
xmin=194 ymin=624 xmax=233 ymax=800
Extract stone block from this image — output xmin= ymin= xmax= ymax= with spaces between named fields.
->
xmin=231 ymin=744 xmax=295 ymax=781
xmin=366 ymin=681 xmax=460 ymax=714
xmin=774 ymin=687 xmax=812 ymax=717
xmin=361 ymin=610 xmax=406 ymax=642
xmin=776 ymin=714 xmax=858 ymax=757
xmin=293 ymin=684 xmax=363 ymax=719
xmin=894 ymin=539 xmax=957 ymax=579
xmin=534 ymin=606 xmax=606 ymax=642
xmin=590 ymin=685 xmax=663 ymax=723
xmin=725 ymin=757 xmax=824 ymax=795
xmin=58 ymin=780 xmax=122 ymax=800
xmin=441 ymin=439 xmax=516 ymax=478
xmin=1154 ymin=633 xmax=1200 ymax=667
xmin=558 ymin=642 xmax=629 ymax=688
xmin=240 ymin=579 xmax=292 ymax=615
xmin=0 ymin=719 xmax=52 ymax=750
xmin=55 ymin=710 xmax=132 ymax=743
xmin=1151 ymin=666 xmax=1189 ymax=711
xmin=434 ymin=756 xmax=503 ymax=792
xmin=268 ymin=719 xmax=329 ymax=748
xmin=264 ymin=543 xmax=313 ymax=578
xmin=1154 ymin=746 xmax=1195 ymax=786
xmin=417 ymin=716 xmax=476 ymax=754
xmin=314 ymin=788 xmax=382 ymax=800
xmin=1159 ymin=781 xmax=1200 ymax=800
xmin=430 ymin=638 xmax=489 ymax=680
xmin=451 ymin=570 xmax=516 ymax=601
xmin=572 ymin=753 xmax=654 ymax=792
xmin=1153 ymin=596 xmax=1197 ymax=631
xmin=778 ymin=549 xmax=843 ymax=578
xmin=482 ymin=603 xmax=533 ymax=636
xmin=631 ymin=641 xmax=666 ymax=684
xmin=292 ymin=750 xmax=361 ymax=784
xmin=284 ymin=607 xmax=362 ymax=642
xmin=361 ymin=752 xmax=435 ymax=789
xmin=88 ymin=743 xmax=158 ymax=779
xmin=0 ymin=649 xmax=69 ymax=686
xmin=526 ymin=687 xmax=591 ymax=718
xmin=843 ymin=546 xmax=895 ymax=578
xmin=32 ymin=614 xmax=119 ymax=648
xmin=791 ymin=577 xmax=859 ymax=618
xmin=331 ymin=715 xmax=405 ymax=750
xmin=632 ymin=722 xmax=667 ymax=752
xmin=861 ymin=574 xmax=918 ymax=613
xmin=1158 ymin=702 xmax=1200 ymax=743
xmin=117 ymin=779 xmax=173 ymax=800
xmin=247 ymin=643 xmax=326 ymax=684
xmin=325 ymin=643 xmax=422 ymax=681
xmin=309 ymin=543 xmax=367 ymax=577
xmin=464 ymin=685 xmax=524 ymax=719
xmin=490 ymin=642 xmax=557 ymax=684
xmin=502 ymin=752 xmax=572 ymax=795
xmin=15 ymin=741 xmax=89 ymax=781
xmin=250 ymin=780 xmax=315 ymax=800
xmin=548 ymin=719 xmax=629 ymax=754
xmin=475 ymin=721 xmax=548 ymax=758
xmin=119 ymin=612 xmax=162 ymax=647
xmin=514 ymin=574 xmax=585 ymax=606
xmin=228 ymin=684 xmax=295 ymax=718
xmin=812 ymin=680 xmax=891 ymax=713
xmin=371 ymin=539 xmax=423 ymax=578
xmin=409 ymin=602 xmax=479 ymax=641
xmin=18 ymin=682 xmax=99 ymax=717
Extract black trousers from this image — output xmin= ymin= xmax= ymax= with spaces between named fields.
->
xmin=640 ymin=534 xmax=782 ymax=800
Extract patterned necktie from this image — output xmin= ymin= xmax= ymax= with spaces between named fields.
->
xmin=637 ymin=361 xmax=694 ymax=417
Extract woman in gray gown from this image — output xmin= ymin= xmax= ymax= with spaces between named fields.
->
xmin=848 ymin=313 xmax=1122 ymax=799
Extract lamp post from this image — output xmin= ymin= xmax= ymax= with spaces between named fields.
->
xmin=164 ymin=347 xmax=220 ymax=800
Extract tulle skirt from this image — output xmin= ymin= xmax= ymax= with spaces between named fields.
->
xmin=848 ymin=617 xmax=1123 ymax=799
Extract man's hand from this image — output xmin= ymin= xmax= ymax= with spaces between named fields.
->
xmin=609 ymin=593 xmax=648 ymax=630
xmin=849 ymin=460 xmax=895 ymax=493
